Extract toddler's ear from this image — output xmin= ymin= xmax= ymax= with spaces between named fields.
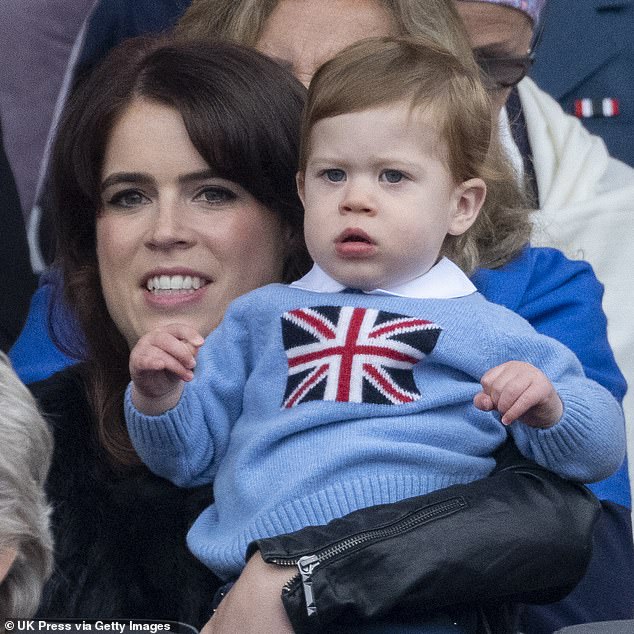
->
xmin=448 ymin=178 xmax=486 ymax=236
xmin=296 ymin=171 xmax=306 ymax=206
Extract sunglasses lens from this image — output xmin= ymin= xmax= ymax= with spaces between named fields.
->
xmin=477 ymin=56 xmax=533 ymax=90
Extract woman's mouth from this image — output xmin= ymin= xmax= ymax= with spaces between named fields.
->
xmin=144 ymin=274 xmax=211 ymax=295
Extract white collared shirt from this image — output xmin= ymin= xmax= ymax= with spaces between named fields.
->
xmin=290 ymin=257 xmax=476 ymax=300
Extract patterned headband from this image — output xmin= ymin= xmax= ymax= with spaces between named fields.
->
xmin=459 ymin=0 xmax=546 ymax=23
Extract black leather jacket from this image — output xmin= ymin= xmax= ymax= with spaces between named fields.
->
xmin=251 ymin=441 xmax=600 ymax=633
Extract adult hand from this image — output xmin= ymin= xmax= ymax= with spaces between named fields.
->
xmin=474 ymin=360 xmax=563 ymax=428
xmin=201 ymin=551 xmax=296 ymax=634
xmin=129 ymin=323 xmax=204 ymax=415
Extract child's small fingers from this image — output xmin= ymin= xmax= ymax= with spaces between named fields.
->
xmin=481 ymin=372 xmax=519 ymax=408
xmin=500 ymin=384 xmax=540 ymax=425
xmin=138 ymin=352 xmax=193 ymax=382
xmin=162 ymin=323 xmax=205 ymax=347
xmin=473 ymin=392 xmax=494 ymax=411
xmin=480 ymin=362 xmax=527 ymax=401
xmin=151 ymin=331 xmax=198 ymax=370
xmin=479 ymin=364 xmax=507 ymax=390
xmin=496 ymin=377 xmax=532 ymax=417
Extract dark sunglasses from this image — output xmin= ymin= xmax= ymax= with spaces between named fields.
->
xmin=474 ymin=51 xmax=535 ymax=90
xmin=473 ymin=21 xmax=543 ymax=91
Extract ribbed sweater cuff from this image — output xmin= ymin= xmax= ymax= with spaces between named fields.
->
xmin=124 ymin=383 xmax=205 ymax=455
xmin=519 ymin=385 xmax=625 ymax=482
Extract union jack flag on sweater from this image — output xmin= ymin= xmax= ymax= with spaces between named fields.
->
xmin=281 ymin=305 xmax=441 ymax=408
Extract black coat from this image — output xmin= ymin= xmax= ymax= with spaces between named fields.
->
xmin=31 ymin=365 xmax=220 ymax=626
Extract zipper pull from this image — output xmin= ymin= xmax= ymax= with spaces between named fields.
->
xmin=297 ymin=554 xmax=320 ymax=617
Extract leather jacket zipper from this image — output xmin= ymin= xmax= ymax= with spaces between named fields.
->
xmin=271 ymin=496 xmax=466 ymax=617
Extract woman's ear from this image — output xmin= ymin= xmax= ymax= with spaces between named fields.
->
xmin=448 ymin=178 xmax=487 ymax=236
xmin=296 ymin=171 xmax=306 ymax=207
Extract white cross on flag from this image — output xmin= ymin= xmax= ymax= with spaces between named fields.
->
xmin=281 ymin=306 xmax=442 ymax=408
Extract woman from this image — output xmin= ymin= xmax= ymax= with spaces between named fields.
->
xmin=30 ymin=17 xmax=608 ymax=629
xmin=34 ymin=36 xmax=308 ymax=622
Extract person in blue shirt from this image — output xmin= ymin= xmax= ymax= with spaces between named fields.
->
xmin=125 ymin=37 xmax=625 ymax=632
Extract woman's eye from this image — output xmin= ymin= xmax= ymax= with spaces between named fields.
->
xmin=323 ymin=169 xmax=346 ymax=183
xmin=380 ymin=170 xmax=405 ymax=184
xmin=196 ymin=187 xmax=237 ymax=204
xmin=107 ymin=190 xmax=149 ymax=208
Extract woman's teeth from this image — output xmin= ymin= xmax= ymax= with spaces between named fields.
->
xmin=146 ymin=275 xmax=206 ymax=292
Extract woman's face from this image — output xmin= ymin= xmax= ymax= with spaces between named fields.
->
xmin=97 ymin=98 xmax=289 ymax=348
xmin=256 ymin=0 xmax=532 ymax=118
xmin=256 ymin=0 xmax=395 ymax=86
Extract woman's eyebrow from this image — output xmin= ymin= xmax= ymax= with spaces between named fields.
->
xmin=178 ymin=168 xmax=219 ymax=185
xmin=101 ymin=169 xmax=218 ymax=192
xmin=100 ymin=172 xmax=152 ymax=191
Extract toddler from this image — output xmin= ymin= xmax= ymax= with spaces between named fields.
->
xmin=125 ymin=36 xmax=625 ymax=626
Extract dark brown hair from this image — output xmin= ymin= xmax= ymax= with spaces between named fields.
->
xmin=49 ymin=37 xmax=308 ymax=466
xmin=301 ymin=36 xmax=532 ymax=273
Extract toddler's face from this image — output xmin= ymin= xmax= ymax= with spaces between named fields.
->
xmin=299 ymin=102 xmax=482 ymax=290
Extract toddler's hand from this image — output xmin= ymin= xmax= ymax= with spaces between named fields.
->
xmin=129 ymin=323 xmax=204 ymax=415
xmin=474 ymin=361 xmax=563 ymax=428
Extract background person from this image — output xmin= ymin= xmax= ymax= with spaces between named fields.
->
xmin=453 ymin=1 xmax=634 ymax=629
xmin=0 ymin=0 xmax=95 ymax=222
xmin=0 ymin=352 xmax=53 ymax=618
xmin=31 ymin=32 xmax=599 ymax=632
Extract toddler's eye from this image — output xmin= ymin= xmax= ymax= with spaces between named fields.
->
xmin=380 ymin=170 xmax=405 ymax=184
xmin=324 ymin=169 xmax=346 ymax=182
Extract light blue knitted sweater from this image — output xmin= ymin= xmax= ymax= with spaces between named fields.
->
xmin=125 ymin=284 xmax=625 ymax=580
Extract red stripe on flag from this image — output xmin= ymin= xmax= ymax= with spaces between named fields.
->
xmin=288 ymin=344 xmax=420 ymax=368
xmin=363 ymin=364 xmax=414 ymax=403
xmin=288 ymin=309 xmax=336 ymax=339
xmin=285 ymin=364 xmax=328 ymax=408
xmin=369 ymin=318 xmax=434 ymax=338
xmin=337 ymin=308 xmax=365 ymax=401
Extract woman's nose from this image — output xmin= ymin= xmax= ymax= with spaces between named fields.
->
xmin=145 ymin=201 xmax=195 ymax=249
